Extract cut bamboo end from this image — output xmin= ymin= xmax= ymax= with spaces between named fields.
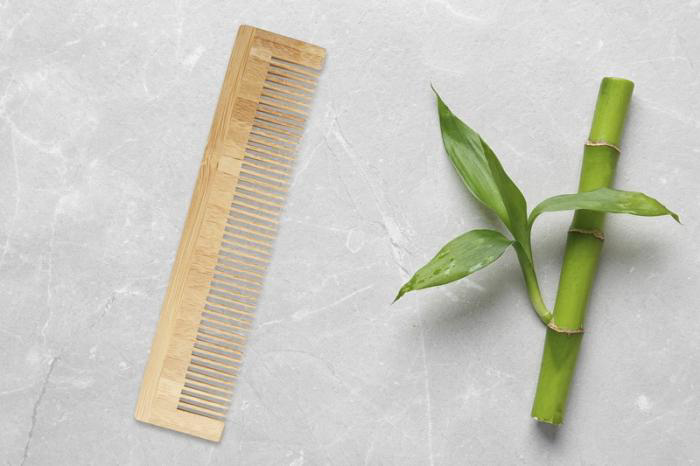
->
xmin=532 ymin=415 xmax=562 ymax=425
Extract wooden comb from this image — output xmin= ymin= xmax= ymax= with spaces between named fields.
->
xmin=134 ymin=25 xmax=325 ymax=442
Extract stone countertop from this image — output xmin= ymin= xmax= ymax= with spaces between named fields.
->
xmin=2 ymin=1 xmax=699 ymax=464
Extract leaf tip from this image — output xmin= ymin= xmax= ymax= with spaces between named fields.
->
xmin=430 ymin=84 xmax=446 ymax=107
xmin=393 ymin=284 xmax=411 ymax=303
xmin=671 ymin=211 xmax=681 ymax=224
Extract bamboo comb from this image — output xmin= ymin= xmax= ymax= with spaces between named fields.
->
xmin=135 ymin=25 xmax=325 ymax=442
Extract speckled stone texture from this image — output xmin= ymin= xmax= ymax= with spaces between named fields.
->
xmin=1 ymin=1 xmax=699 ymax=464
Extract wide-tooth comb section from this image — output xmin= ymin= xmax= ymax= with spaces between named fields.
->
xmin=177 ymin=404 xmax=227 ymax=422
xmin=184 ymin=382 xmax=232 ymax=400
xmin=270 ymin=55 xmax=320 ymax=72
xmin=178 ymin=397 xmax=229 ymax=417
xmin=270 ymin=56 xmax=320 ymax=77
xmin=185 ymin=373 xmax=234 ymax=392
xmin=187 ymin=365 xmax=236 ymax=384
xmin=181 ymin=388 xmax=231 ymax=406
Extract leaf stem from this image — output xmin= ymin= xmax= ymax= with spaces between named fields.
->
xmin=514 ymin=243 xmax=552 ymax=325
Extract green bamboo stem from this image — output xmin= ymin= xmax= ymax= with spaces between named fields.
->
xmin=530 ymin=77 xmax=634 ymax=424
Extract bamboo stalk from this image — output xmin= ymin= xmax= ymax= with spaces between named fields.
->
xmin=531 ymin=77 xmax=634 ymax=424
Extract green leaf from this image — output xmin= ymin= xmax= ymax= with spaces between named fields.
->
xmin=484 ymin=147 xmax=530 ymax=257
xmin=435 ymin=91 xmax=508 ymax=225
xmin=394 ymin=229 xmax=513 ymax=302
xmin=434 ymin=89 xmax=529 ymax=252
xmin=529 ymin=187 xmax=680 ymax=226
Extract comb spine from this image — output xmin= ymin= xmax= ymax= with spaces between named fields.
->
xmin=134 ymin=25 xmax=258 ymax=442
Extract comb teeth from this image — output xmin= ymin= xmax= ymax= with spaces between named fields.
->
xmin=177 ymin=54 xmax=319 ymax=421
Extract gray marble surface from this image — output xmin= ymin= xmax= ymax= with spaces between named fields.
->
xmin=2 ymin=1 xmax=699 ymax=464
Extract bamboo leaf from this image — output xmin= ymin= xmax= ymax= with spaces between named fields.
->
xmin=529 ymin=187 xmax=680 ymax=226
xmin=484 ymin=148 xmax=530 ymax=257
xmin=435 ymin=91 xmax=508 ymax=225
xmin=435 ymin=90 xmax=529 ymax=253
xmin=394 ymin=229 xmax=513 ymax=302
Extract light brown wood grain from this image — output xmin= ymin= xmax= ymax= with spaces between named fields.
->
xmin=135 ymin=25 xmax=324 ymax=442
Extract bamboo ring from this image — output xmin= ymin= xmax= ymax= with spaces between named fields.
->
xmin=585 ymin=139 xmax=621 ymax=152
xmin=568 ymin=227 xmax=605 ymax=241
xmin=547 ymin=321 xmax=584 ymax=335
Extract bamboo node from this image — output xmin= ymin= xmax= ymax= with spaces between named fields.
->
xmin=547 ymin=321 xmax=584 ymax=334
xmin=585 ymin=139 xmax=621 ymax=152
xmin=568 ymin=227 xmax=605 ymax=241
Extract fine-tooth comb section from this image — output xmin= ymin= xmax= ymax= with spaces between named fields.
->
xmin=135 ymin=25 xmax=325 ymax=442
